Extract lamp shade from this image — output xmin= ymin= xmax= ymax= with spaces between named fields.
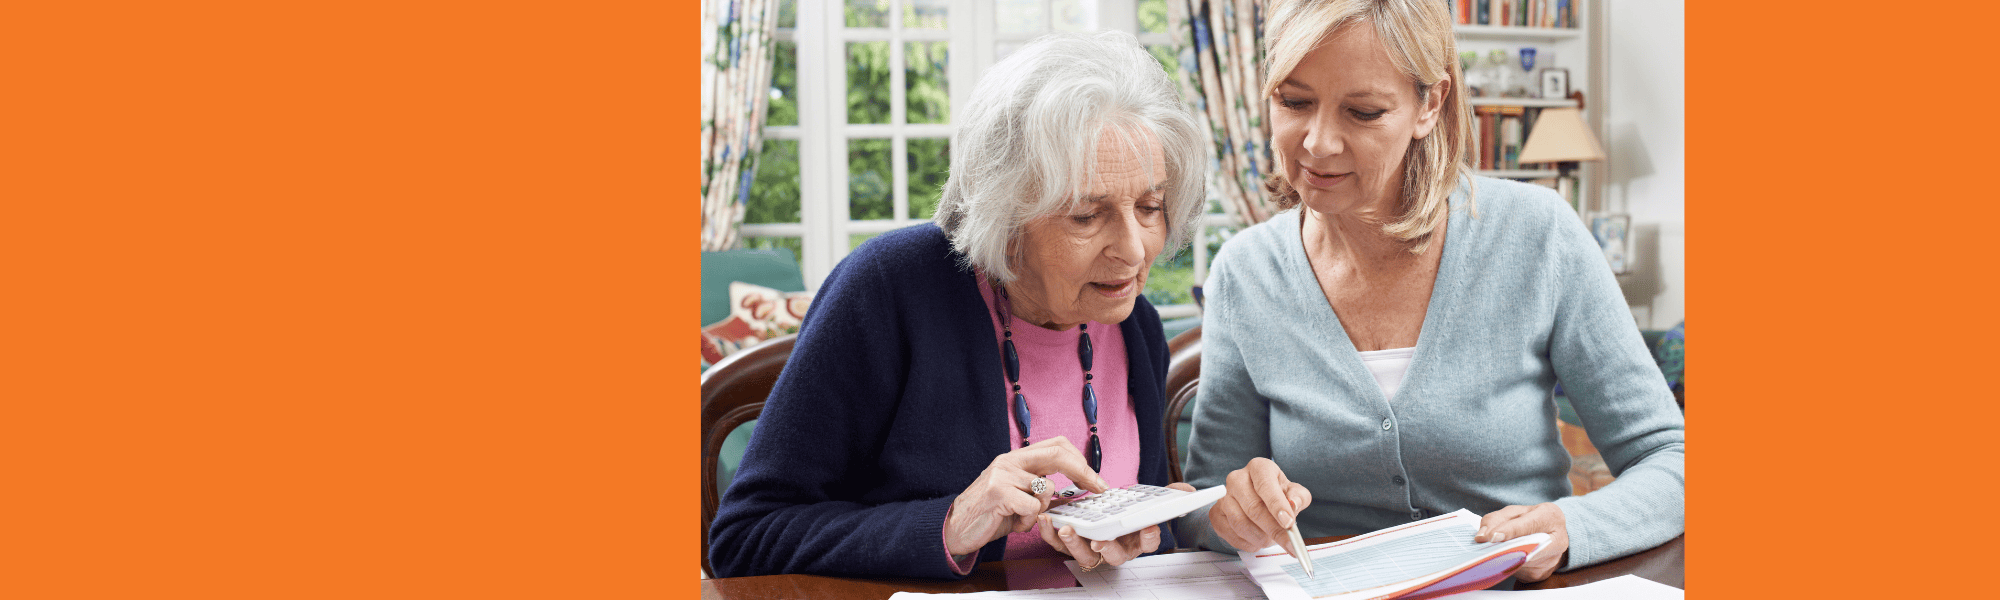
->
xmin=1515 ymin=107 xmax=1605 ymax=164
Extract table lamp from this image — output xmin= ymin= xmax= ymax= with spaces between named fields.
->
xmin=1515 ymin=107 xmax=1604 ymax=210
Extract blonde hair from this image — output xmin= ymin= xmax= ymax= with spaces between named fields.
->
xmin=1261 ymin=0 xmax=1476 ymax=253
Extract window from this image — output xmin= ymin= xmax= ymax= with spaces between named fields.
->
xmin=740 ymin=0 xmax=1235 ymax=319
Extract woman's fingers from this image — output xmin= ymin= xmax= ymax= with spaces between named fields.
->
xmin=1166 ymin=482 xmax=1196 ymax=493
xmin=1473 ymin=503 xmax=1569 ymax=582
xmin=1210 ymin=494 xmax=1270 ymax=550
xmin=1248 ymin=460 xmax=1298 ymax=534
xmin=1107 ymin=525 xmax=1161 ymax=563
xmin=1475 ymin=505 xmax=1532 ymax=542
xmin=1138 ymin=525 xmax=1163 ymax=554
xmin=1010 ymin=437 xmax=1108 ymax=493
xmin=1088 ymin=529 xmax=1146 ymax=567
xmin=996 ymin=480 xmax=1047 ymax=523
xmin=1219 ymin=471 xmax=1276 ymax=545
xmin=1037 ymin=515 xmax=1070 ymax=556
xmin=1286 ymin=482 xmax=1313 ymax=515
xmin=1056 ymin=524 xmax=1102 ymax=567
xmin=1227 ymin=462 xmax=1289 ymax=545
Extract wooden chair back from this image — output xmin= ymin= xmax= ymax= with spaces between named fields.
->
xmin=699 ymin=334 xmax=796 ymax=578
xmin=1163 ymin=325 xmax=1202 ymax=484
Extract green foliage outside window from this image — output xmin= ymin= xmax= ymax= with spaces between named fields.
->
xmin=743 ymin=1 xmax=1219 ymax=308
xmin=1138 ymin=0 xmax=1169 ymax=33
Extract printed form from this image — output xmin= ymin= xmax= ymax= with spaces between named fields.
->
xmin=1066 ymin=551 xmax=1267 ymax=599
xmin=1239 ymin=510 xmax=1550 ymax=600
xmin=887 ymin=552 xmax=1264 ymax=600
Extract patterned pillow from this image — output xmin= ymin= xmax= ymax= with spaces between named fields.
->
xmin=700 ymin=282 xmax=812 ymax=365
xmin=1654 ymin=321 xmax=1685 ymax=393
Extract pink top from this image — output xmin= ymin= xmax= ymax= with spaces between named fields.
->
xmin=947 ymin=275 xmax=1139 ymax=573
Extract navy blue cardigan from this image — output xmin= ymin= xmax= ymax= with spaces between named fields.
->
xmin=708 ymin=224 xmax=1176 ymax=579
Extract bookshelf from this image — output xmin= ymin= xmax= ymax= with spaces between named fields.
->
xmin=1467 ymin=97 xmax=1577 ymax=108
xmin=1454 ymin=0 xmax=1597 ymax=210
xmin=1454 ymin=25 xmax=1581 ymax=42
xmin=1483 ymin=169 xmax=1560 ymax=179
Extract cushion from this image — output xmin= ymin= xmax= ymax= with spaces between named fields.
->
xmin=700 ymin=281 xmax=811 ymax=364
xmin=701 ymin=249 xmax=806 ymax=326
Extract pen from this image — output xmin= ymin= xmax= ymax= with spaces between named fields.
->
xmin=1286 ymin=521 xmax=1314 ymax=579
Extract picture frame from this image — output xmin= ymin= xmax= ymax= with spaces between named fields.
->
xmin=1540 ymin=68 xmax=1570 ymax=100
xmin=1590 ymin=214 xmax=1631 ymax=275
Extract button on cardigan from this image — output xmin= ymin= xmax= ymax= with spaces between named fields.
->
xmin=1175 ymin=178 xmax=1685 ymax=569
xmin=708 ymin=224 xmax=1177 ymax=579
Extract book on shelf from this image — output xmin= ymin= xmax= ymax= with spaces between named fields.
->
xmin=1474 ymin=104 xmax=1560 ymax=173
xmin=1475 ymin=106 xmax=1496 ymax=170
xmin=1500 ymin=109 xmax=1523 ymax=170
xmin=1459 ymin=0 xmax=1576 ymax=29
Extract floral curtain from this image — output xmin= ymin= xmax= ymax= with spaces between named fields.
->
xmin=1167 ymin=0 xmax=1279 ymax=225
xmin=700 ymin=0 xmax=780 ymax=251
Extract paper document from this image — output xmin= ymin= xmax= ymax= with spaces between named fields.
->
xmin=1063 ymin=551 xmax=1266 ymax=599
xmin=1453 ymin=574 xmax=1682 ymax=599
xmin=1241 ymin=509 xmax=1551 ymax=600
xmin=888 ymin=587 xmax=1095 ymax=599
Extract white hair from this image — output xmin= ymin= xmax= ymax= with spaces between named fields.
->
xmin=934 ymin=30 xmax=1206 ymax=284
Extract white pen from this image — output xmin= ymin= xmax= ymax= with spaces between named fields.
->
xmin=1286 ymin=521 xmax=1315 ymax=579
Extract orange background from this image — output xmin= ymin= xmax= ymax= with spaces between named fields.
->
xmin=1 ymin=1 xmax=1988 ymax=598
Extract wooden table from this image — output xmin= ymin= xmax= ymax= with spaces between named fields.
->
xmin=702 ymin=534 xmax=1683 ymax=599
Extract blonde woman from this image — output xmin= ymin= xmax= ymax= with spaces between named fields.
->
xmin=1175 ymin=0 xmax=1683 ymax=583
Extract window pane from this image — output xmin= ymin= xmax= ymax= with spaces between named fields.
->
xmin=849 ymin=138 xmax=892 ymax=220
xmin=1052 ymin=0 xmax=1088 ymax=32
xmin=741 ymin=236 xmax=803 ymax=266
xmin=845 ymin=0 xmax=888 ymax=28
xmin=996 ymin=41 xmax=1024 ymax=63
xmin=905 ymin=0 xmax=948 ymax=29
xmin=847 ymin=42 xmax=891 ymax=124
xmin=1146 ymin=44 xmax=1179 ymax=87
xmin=747 ymin=139 xmax=801 ymax=224
xmin=997 ymin=0 xmax=1043 ymax=36
xmin=767 ymin=40 xmax=798 ymax=126
xmin=905 ymin=42 xmax=949 ymax=125
xmin=907 ymin=138 xmax=949 ymax=220
xmin=1138 ymin=0 xmax=1169 ymax=33
xmin=778 ymin=0 xmax=796 ymax=28
xmin=1205 ymin=224 xmax=1239 ymax=262
xmin=1145 ymin=245 xmax=1196 ymax=307
xmin=849 ymin=233 xmax=881 ymax=253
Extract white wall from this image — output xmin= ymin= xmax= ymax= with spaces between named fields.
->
xmin=1604 ymin=1 xmax=1684 ymax=330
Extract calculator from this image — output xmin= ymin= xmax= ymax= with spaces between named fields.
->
xmin=1044 ymin=484 xmax=1227 ymax=541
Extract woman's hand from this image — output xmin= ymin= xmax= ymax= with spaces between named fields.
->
xmin=945 ymin=437 xmax=1110 ymax=556
xmin=1036 ymin=482 xmax=1195 ymax=568
xmin=1208 ymin=458 xmax=1313 ymax=554
xmin=1475 ymin=503 xmax=1569 ymax=582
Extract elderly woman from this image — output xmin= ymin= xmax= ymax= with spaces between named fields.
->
xmin=1176 ymin=0 xmax=1684 ymax=583
xmin=707 ymin=31 xmax=1206 ymax=579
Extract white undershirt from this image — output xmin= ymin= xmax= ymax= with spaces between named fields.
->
xmin=1357 ymin=347 xmax=1416 ymax=400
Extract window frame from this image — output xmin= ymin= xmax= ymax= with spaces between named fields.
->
xmin=741 ymin=0 xmax=1232 ymax=320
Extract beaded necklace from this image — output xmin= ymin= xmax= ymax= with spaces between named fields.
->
xmin=991 ymin=280 xmax=1102 ymax=471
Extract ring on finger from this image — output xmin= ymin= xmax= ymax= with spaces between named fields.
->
xmin=1028 ymin=476 xmax=1050 ymax=496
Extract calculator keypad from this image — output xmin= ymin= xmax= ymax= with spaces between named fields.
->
xmin=1048 ymin=484 xmax=1183 ymax=523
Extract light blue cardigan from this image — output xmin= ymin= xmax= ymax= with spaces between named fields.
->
xmin=1175 ymin=177 xmax=1684 ymax=568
